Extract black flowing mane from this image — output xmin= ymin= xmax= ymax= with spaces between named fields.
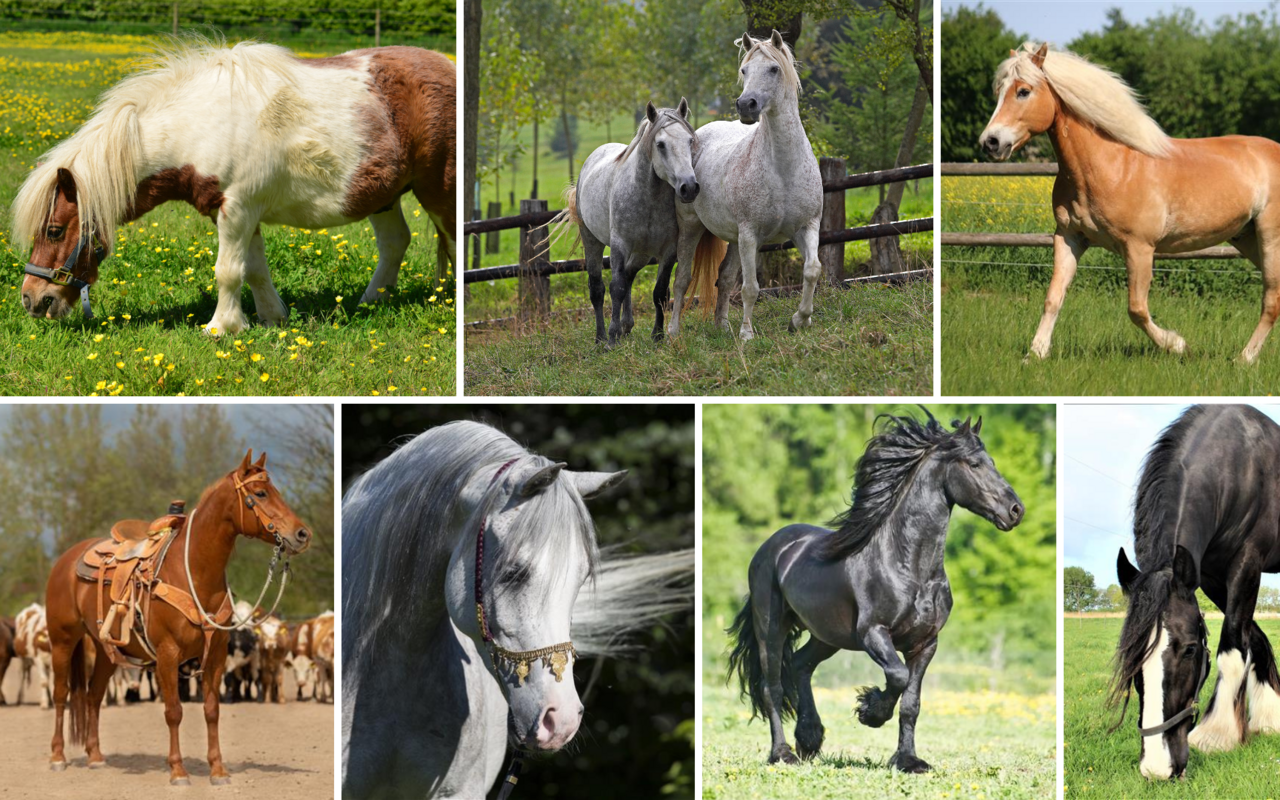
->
xmin=1108 ymin=567 xmax=1173 ymax=725
xmin=819 ymin=411 xmax=982 ymax=561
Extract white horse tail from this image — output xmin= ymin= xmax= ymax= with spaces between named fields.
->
xmin=572 ymin=549 xmax=693 ymax=658
xmin=543 ymin=183 xmax=583 ymax=255
xmin=692 ymin=231 xmax=728 ymax=317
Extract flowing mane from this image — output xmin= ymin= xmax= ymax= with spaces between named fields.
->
xmin=614 ymin=107 xmax=698 ymax=166
xmin=994 ymin=42 xmax=1171 ymax=158
xmin=735 ymin=34 xmax=802 ymax=96
xmin=11 ymin=37 xmax=300 ymax=251
xmin=819 ymin=412 xmax=982 ymax=561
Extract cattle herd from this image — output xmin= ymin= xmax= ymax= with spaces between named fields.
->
xmin=0 ymin=601 xmax=334 ymax=706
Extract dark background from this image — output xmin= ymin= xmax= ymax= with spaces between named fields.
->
xmin=343 ymin=403 xmax=695 ymax=799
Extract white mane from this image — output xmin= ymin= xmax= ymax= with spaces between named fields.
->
xmin=994 ymin=42 xmax=1171 ymax=158
xmin=10 ymin=37 xmax=300 ymax=251
xmin=735 ymin=34 xmax=802 ymax=96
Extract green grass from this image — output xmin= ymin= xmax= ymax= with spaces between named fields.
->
xmin=0 ymin=32 xmax=455 ymax=396
xmin=1065 ymin=617 xmax=1280 ymax=797
xmin=464 ymin=278 xmax=932 ymax=396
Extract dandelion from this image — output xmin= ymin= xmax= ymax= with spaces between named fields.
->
xmin=195 ymin=378 xmax=205 ymax=386
xmin=115 ymin=361 xmax=123 ymax=369
xmin=251 ymin=353 xmax=262 ymax=362
xmin=121 ymin=313 xmax=131 ymax=321
xmin=260 ymin=372 xmax=269 ymax=382
xmin=87 ymin=353 xmax=98 ymax=360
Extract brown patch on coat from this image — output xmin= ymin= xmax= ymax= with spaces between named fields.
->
xmin=126 ymin=165 xmax=224 ymax=221
xmin=336 ymin=47 xmax=455 ymax=227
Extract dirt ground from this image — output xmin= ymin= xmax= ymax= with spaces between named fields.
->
xmin=0 ymin=659 xmax=334 ymax=799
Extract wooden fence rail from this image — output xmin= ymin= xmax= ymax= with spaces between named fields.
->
xmin=939 ymin=162 xmax=1058 ymax=176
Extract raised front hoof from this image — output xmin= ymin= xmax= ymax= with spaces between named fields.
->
xmin=49 ymin=760 xmax=67 ymax=772
xmin=889 ymin=753 xmax=931 ymax=774
xmin=1162 ymin=332 xmax=1187 ymax=355
xmin=768 ymin=745 xmax=800 ymax=765
xmin=795 ymin=718 xmax=825 ymax=760
xmin=855 ymin=686 xmax=896 ymax=728
xmin=170 ymin=776 xmax=192 ymax=786
xmin=210 ymin=775 xmax=232 ymax=786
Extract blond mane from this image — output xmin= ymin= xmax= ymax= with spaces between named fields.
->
xmin=994 ymin=42 xmax=1171 ymax=158
xmin=734 ymin=34 xmax=802 ymax=96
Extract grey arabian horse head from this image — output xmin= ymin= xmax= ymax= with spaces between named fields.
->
xmin=734 ymin=30 xmax=802 ymax=125
xmin=618 ymin=98 xmax=699 ymax=203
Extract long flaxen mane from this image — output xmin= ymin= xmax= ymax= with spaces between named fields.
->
xmin=1106 ymin=405 xmax=1209 ymax=725
xmin=994 ymin=42 xmax=1171 ymax=158
xmin=818 ymin=410 xmax=982 ymax=561
xmin=10 ymin=37 xmax=300 ymax=252
xmin=734 ymin=33 xmax=803 ymax=97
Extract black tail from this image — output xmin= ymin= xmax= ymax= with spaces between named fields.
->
xmin=725 ymin=594 xmax=799 ymax=721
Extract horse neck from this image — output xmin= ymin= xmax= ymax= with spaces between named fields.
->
xmin=754 ymin=90 xmax=810 ymax=175
xmin=1046 ymin=101 xmax=1138 ymax=190
xmin=864 ymin=457 xmax=952 ymax=574
xmin=175 ymin=483 xmax=241 ymax=598
xmin=620 ymin=144 xmax=667 ymax=201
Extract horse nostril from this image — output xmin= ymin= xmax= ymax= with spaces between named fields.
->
xmin=1011 ymin=503 xmax=1023 ymax=520
xmin=296 ymin=528 xmax=309 ymax=541
xmin=985 ymin=136 xmax=1000 ymax=151
xmin=21 ymin=293 xmax=32 ymax=311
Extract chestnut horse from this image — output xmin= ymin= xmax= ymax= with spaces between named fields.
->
xmin=44 ymin=450 xmax=311 ymax=785
xmin=13 ymin=39 xmax=455 ymax=333
xmin=980 ymin=42 xmax=1280 ymax=363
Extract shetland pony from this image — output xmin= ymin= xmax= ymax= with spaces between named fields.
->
xmin=981 ymin=43 xmax=1280 ymax=363
xmin=13 ymin=39 xmax=455 ymax=333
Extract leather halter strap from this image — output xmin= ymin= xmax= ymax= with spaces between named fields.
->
xmin=1140 ymin=703 xmax=1198 ymax=737
xmin=24 ymin=229 xmax=105 ymax=318
xmin=1139 ymin=616 xmax=1210 ymax=738
xmin=232 ymin=470 xmax=285 ymax=541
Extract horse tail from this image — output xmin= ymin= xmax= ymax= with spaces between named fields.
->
xmin=571 ymin=549 xmax=693 ymax=658
xmin=68 ymin=637 xmax=88 ymax=747
xmin=692 ymin=231 xmax=728 ymax=317
xmin=726 ymin=593 xmax=799 ymax=721
xmin=543 ymin=183 xmax=583 ymax=256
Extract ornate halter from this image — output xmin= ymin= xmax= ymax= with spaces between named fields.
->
xmin=475 ymin=458 xmax=577 ymax=687
xmin=233 ymin=470 xmax=287 ymax=540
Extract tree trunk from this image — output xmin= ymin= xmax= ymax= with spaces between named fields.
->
xmin=561 ymin=91 xmax=575 ymax=182
xmin=739 ymin=0 xmax=801 ymax=47
xmin=867 ymin=80 xmax=929 ymax=277
xmin=532 ymin=117 xmax=539 ymax=200
xmin=463 ymin=0 xmax=481 ymax=228
xmin=885 ymin=0 xmax=932 ymax=102
xmin=885 ymin=81 xmax=929 ymax=210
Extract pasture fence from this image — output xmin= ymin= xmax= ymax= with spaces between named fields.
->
xmin=464 ymin=160 xmax=934 ymax=322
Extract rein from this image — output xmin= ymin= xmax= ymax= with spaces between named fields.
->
xmin=474 ymin=458 xmax=577 ymax=687
xmin=23 ymin=229 xmax=105 ymax=318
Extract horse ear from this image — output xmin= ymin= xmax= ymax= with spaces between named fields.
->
xmin=518 ymin=462 xmax=566 ymax=497
xmin=1031 ymin=42 xmax=1048 ymax=68
xmin=973 ymin=416 xmax=983 ymax=436
xmin=1173 ymin=545 xmax=1199 ymax=598
xmin=1117 ymin=548 xmax=1140 ymax=593
xmin=56 ymin=167 xmax=77 ymax=203
xmin=569 ymin=470 xmax=628 ymax=500
xmin=956 ymin=416 xmax=972 ymax=434
xmin=1010 ymin=48 xmax=1018 ymax=58
xmin=646 ymin=101 xmax=658 ymax=124
xmin=741 ymin=32 xmax=755 ymax=51
xmin=677 ymin=97 xmax=690 ymax=119
xmin=240 ymin=449 xmax=253 ymax=472
xmin=770 ymin=29 xmax=785 ymax=49
xmin=255 ymin=451 xmax=267 ymax=468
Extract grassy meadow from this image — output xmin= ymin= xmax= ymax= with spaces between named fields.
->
xmin=940 ymin=175 xmax=1280 ymax=395
xmin=466 ymin=114 xmax=933 ymax=396
xmin=1064 ymin=616 xmax=1280 ymax=797
xmin=0 ymin=31 xmax=455 ymax=396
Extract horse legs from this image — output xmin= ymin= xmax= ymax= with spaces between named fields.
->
xmin=749 ymin=578 xmax=799 ymax=764
xmin=1123 ymin=240 xmax=1186 ymax=354
xmin=204 ymin=635 xmax=231 ymax=785
xmin=206 ymin=204 xmax=259 ymax=336
xmin=361 ymin=203 xmax=412 ymax=305
xmin=1190 ymin=558 xmax=1258 ymax=752
xmin=715 ymin=244 xmax=739 ymax=332
xmin=1245 ymin=620 xmax=1280 ymax=734
xmin=155 ymin=648 xmax=191 ymax=785
xmin=788 ymin=220 xmax=822 ymax=332
xmin=666 ymin=218 xmax=704 ymax=340
xmin=1232 ymin=219 xmax=1280 ymax=363
xmin=792 ymin=637 xmax=838 ymax=760
xmin=856 ymin=625 xmax=909 ymax=729
xmin=652 ymin=253 xmax=676 ymax=342
xmin=425 ymin=209 xmax=456 ymax=284
xmin=1028 ymin=232 xmax=1086 ymax=360
xmin=605 ymin=239 xmax=636 ymax=345
xmin=243 ymin=225 xmax=289 ymax=327
xmin=889 ymin=638 xmax=939 ymax=774
xmin=84 ymin=639 xmax=115 ymax=768
xmin=48 ymin=639 xmax=76 ymax=770
xmin=582 ymin=225 xmax=608 ymax=343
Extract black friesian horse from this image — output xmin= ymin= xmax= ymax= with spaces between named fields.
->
xmin=1111 ymin=404 xmax=1280 ymax=780
xmin=725 ymin=411 xmax=1025 ymax=772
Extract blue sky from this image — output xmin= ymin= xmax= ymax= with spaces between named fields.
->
xmin=1062 ymin=404 xmax=1280 ymax=592
xmin=942 ymin=1 xmax=1276 ymax=44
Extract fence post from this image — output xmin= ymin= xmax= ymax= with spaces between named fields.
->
xmin=375 ymin=8 xmax=381 ymax=47
xmin=485 ymin=201 xmax=502 ymax=254
xmin=819 ymin=157 xmax=845 ymax=285
xmin=519 ymin=199 xmax=551 ymax=319
xmin=172 ymin=2 xmax=178 ymax=36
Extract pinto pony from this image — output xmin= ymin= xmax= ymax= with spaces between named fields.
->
xmin=981 ymin=43 xmax=1280 ymax=363
xmin=13 ymin=39 xmax=455 ymax=333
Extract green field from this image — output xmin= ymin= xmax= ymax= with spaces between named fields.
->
xmin=1065 ymin=617 xmax=1280 ymax=796
xmin=466 ymin=114 xmax=933 ymax=396
xmin=0 ymin=31 xmax=455 ymax=396
xmin=940 ymin=175 xmax=1280 ymax=396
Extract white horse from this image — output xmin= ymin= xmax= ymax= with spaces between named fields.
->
xmin=551 ymin=99 xmax=706 ymax=344
xmin=668 ymin=31 xmax=823 ymax=341
xmin=12 ymin=38 xmax=455 ymax=333
xmin=341 ymin=421 xmax=693 ymax=798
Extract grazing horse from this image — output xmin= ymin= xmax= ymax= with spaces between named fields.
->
xmin=726 ymin=412 xmax=1024 ymax=771
xmin=1110 ymin=405 xmax=1280 ymax=779
xmin=341 ymin=420 xmax=693 ymax=798
xmin=14 ymin=603 xmax=53 ymax=708
xmin=550 ymin=99 xmax=707 ymax=344
xmin=668 ymin=31 xmax=823 ymax=341
xmin=12 ymin=39 xmax=455 ymax=333
xmin=44 ymin=450 xmax=311 ymax=785
xmin=980 ymin=42 xmax=1280 ymax=363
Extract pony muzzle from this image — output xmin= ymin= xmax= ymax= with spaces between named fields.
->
xmin=979 ymin=126 xmax=1018 ymax=161
xmin=677 ymin=178 xmax=700 ymax=203
xmin=281 ymin=527 xmax=312 ymax=554
xmin=736 ymin=94 xmax=761 ymax=124
xmin=20 ymin=277 xmax=76 ymax=319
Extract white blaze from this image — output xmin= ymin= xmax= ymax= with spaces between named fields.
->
xmin=1139 ymin=624 xmax=1174 ymax=780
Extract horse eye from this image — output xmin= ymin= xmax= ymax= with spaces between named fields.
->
xmin=256 ymin=490 xmax=267 ymax=498
xmin=500 ymin=566 xmax=529 ymax=585
xmin=1017 ymin=87 xmax=1031 ymax=99
xmin=657 ymin=141 xmax=665 ymax=149
xmin=1183 ymin=645 xmax=1198 ymax=659
xmin=46 ymin=225 xmax=64 ymax=240
xmin=770 ymin=65 xmax=779 ymax=74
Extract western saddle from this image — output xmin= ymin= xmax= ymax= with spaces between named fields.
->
xmin=75 ymin=501 xmax=231 ymax=667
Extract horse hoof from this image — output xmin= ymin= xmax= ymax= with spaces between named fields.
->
xmin=88 ymin=761 xmax=107 ymax=770
xmin=768 ymin=746 xmax=800 ymax=765
xmin=50 ymin=761 xmax=67 ymax=772
xmin=170 ymin=777 xmax=191 ymax=786
xmin=211 ymin=776 xmax=232 ymax=786
xmin=889 ymin=753 xmax=931 ymax=774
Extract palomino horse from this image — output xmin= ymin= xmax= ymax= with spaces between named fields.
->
xmin=668 ymin=31 xmax=823 ymax=341
xmin=551 ymin=99 xmax=708 ymax=344
xmin=981 ymin=43 xmax=1280 ymax=363
xmin=1111 ymin=405 xmax=1280 ymax=779
xmin=13 ymin=39 xmax=455 ymax=333
xmin=44 ymin=450 xmax=310 ymax=785
xmin=341 ymin=420 xmax=693 ymax=798
xmin=727 ymin=412 xmax=1024 ymax=771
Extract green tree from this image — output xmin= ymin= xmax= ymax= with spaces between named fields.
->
xmin=478 ymin=8 xmax=542 ymax=208
xmin=940 ymin=4 xmax=1022 ymax=161
xmin=1064 ymin=566 xmax=1098 ymax=613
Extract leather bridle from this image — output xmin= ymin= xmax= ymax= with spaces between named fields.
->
xmin=24 ymin=226 xmax=105 ymax=319
xmin=233 ymin=470 xmax=288 ymax=542
xmin=474 ymin=458 xmax=577 ymax=688
xmin=1139 ymin=615 xmax=1211 ymax=737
